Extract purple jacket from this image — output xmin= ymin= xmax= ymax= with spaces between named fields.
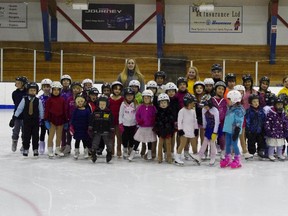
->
xmin=212 ymin=97 xmax=227 ymax=126
xmin=61 ymin=88 xmax=73 ymax=101
xmin=136 ymin=104 xmax=157 ymax=127
xmin=264 ymin=107 xmax=288 ymax=139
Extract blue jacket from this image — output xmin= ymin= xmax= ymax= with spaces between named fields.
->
xmin=245 ymin=107 xmax=265 ymax=134
xmin=223 ymin=105 xmax=245 ymax=134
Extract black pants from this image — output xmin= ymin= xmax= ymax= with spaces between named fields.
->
xmin=23 ymin=119 xmax=39 ymax=151
xmin=246 ymin=132 xmax=266 ymax=155
xmin=39 ymin=124 xmax=49 ymax=142
xmin=75 ymin=138 xmax=91 ymax=149
xmin=122 ymin=125 xmax=138 ymax=149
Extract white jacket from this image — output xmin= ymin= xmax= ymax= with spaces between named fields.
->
xmin=178 ymin=107 xmax=198 ymax=138
xmin=118 ymin=101 xmax=137 ymax=126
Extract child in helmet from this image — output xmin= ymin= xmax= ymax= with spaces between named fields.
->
xmin=109 ymin=81 xmax=124 ymax=157
xmin=176 ymin=93 xmax=200 ymax=165
xmin=242 ymin=74 xmax=257 ymax=110
xmin=153 ymin=93 xmax=175 ymax=163
xmin=82 ymin=78 xmax=93 ymax=100
xmin=132 ymin=90 xmax=157 ymax=161
xmin=101 ymin=82 xmax=111 ymax=97
xmin=224 ymin=73 xmax=236 ymax=101
xmin=129 ymin=80 xmax=142 ymax=104
xmin=89 ymin=96 xmax=114 ymax=163
xmin=70 ymin=95 xmax=91 ymax=160
xmin=258 ymin=76 xmax=274 ymax=107
xmin=245 ymin=94 xmax=266 ymax=158
xmin=220 ymin=90 xmax=245 ymax=168
xmin=186 ymin=66 xmax=200 ymax=94
xmin=211 ymin=81 xmax=227 ymax=159
xmin=175 ymin=77 xmax=188 ymax=109
xmin=154 ymin=71 xmax=167 ymax=96
xmin=9 ymin=76 xmax=28 ymax=152
xmin=38 ymin=78 xmax=52 ymax=154
xmin=45 ymin=81 xmax=68 ymax=158
xmin=60 ymin=74 xmax=72 ymax=101
xmin=146 ymin=80 xmax=158 ymax=107
xmin=203 ymin=78 xmax=215 ymax=96
xmin=87 ymin=87 xmax=99 ymax=113
xmin=264 ymin=96 xmax=288 ymax=161
xmin=211 ymin=64 xmax=223 ymax=83
xmin=118 ymin=87 xmax=139 ymax=159
xmin=12 ymin=82 xmax=44 ymax=157
xmin=195 ymin=95 xmax=220 ymax=165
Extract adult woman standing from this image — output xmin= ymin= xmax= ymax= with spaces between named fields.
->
xmin=117 ymin=58 xmax=145 ymax=92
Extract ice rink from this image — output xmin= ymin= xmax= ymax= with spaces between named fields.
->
xmin=1 ymin=109 xmax=288 ymax=216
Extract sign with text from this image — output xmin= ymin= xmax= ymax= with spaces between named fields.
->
xmin=0 ymin=3 xmax=27 ymax=28
xmin=189 ymin=6 xmax=242 ymax=33
xmin=82 ymin=4 xmax=134 ymax=30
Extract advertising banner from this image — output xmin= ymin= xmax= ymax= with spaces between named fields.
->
xmin=189 ymin=6 xmax=242 ymax=33
xmin=0 ymin=3 xmax=27 ymax=28
xmin=82 ymin=4 xmax=134 ymax=30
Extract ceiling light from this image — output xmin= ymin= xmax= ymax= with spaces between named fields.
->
xmin=198 ymin=4 xmax=215 ymax=12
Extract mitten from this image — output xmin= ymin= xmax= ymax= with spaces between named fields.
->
xmin=178 ymin=129 xmax=185 ymax=136
xmin=118 ymin=124 xmax=124 ymax=134
xmin=211 ymin=133 xmax=217 ymax=142
xmin=194 ymin=129 xmax=199 ymax=137
xmin=9 ymin=116 xmax=16 ymax=128
xmin=45 ymin=121 xmax=51 ymax=130
xmin=232 ymin=126 xmax=240 ymax=141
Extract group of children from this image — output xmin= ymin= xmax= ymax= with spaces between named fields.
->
xmin=9 ymin=63 xmax=288 ymax=168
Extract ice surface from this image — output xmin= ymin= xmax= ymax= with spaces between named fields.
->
xmin=1 ymin=109 xmax=288 ymax=216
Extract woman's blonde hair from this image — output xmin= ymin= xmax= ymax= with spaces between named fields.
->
xmin=120 ymin=58 xmax=144 ymax=84
xmin=186 ymin=66 xmax=200 ymax=81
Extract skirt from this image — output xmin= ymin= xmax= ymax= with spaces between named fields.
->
xmin=134 ymin=127 xmax=157 ymax=143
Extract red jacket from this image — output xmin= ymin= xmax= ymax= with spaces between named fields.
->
xmin=109 ymin=96 xmax=124 ymax=125
xmin=45 ymin=95 xmax=68 ymax=126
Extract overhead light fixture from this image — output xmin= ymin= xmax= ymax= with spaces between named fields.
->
xmin=72 ymin=3 xmax=88 ymax=10
xmin=198 ymin=4 xmax=215 ymax=12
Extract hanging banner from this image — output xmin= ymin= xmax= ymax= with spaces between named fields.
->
xmin=189 ymin=6 xmax=242 ymax=33
xmin=0 ymin=3 xmax=27 ymax=28
xmin=82 ymin=4 xmax=134 ymax=30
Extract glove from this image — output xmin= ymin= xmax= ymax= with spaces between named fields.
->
xmin=119 ymin=124 xmax=124 ymax=134
xmin=232 ymin=126 xmax=241 ymax=141
xmin=45 ymin=121 xmax=51 ymax=130
xmin=178 ymin=129 xmax=185 ymax=136
xmin=88 ymin=127 xmax=93 ymax=138
xmin=194 ymin=129 xmax=199 ymax=137
xmin=69 ymin=125 xmax=75 ymax=136
xmin=138 ymin=119 xmax=144 ymax=126
xmin=211 ymin=133 xmax=217 ymax=142
xmin=63 ymin=123 xmax=69 ymax=130
xmin=9 ymin=116 xmax=16 ymax=128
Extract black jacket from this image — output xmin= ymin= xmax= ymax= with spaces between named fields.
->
xmin=154 ymin=107 xmax=175 ymax=138
xmin=89 ymin=107 xmax=114 ymax=134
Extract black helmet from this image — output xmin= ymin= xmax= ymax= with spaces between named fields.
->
xmin=26 ymin=82 xmax=39 ymax=94
xmin=211 ymin=64 xmax=222 ymax=72
xmin=154 ymin=71 xmax=167 ymax=80
xmin=274 ymin=96 xmax=285 ymax=113
xmin=101 ymin=82 xmax=111 ymax=93
xmin=177 ymin=77 xmax=187 ymax=87
xmin=124 ymin=87 xmax=135 ymax=96
xmin=265 ymin=92 xmax=276 ymax=106
xmin=242 ymin=74 xmax=253 ymax=84
xmin=97 ymin=95 xmax=109 ymax=107
xmin=200 ymin=94 xmax=213 ymax=108
xmin=225 ymin=73 xmax=236 ymax=83
xmin=214 ymin=81 xmax=226 ymax=91
xmin=183 ymin=93 xmax=196 ymax=106
xmin=89 ymin=87 xmax=100 ymax=95
xmin=16 ymin=76 xmax=28 ymax=85
xmin=278 ymin=93 xmax=288 ymax=105
xmin=248 ymin=94 xmax=259 ymax=104
xmin=260 ymin=76 xmax=270 ymax=85
xmin=70 ymin=82 xmax=82 ymax=89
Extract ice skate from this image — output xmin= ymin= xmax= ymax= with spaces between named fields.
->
xmin=128 ymin=150 xmax=135 ymax=162
xmin=12 ymin=139 xmax=18 ymax=152
xmin=123 ymin=148 xmax=128 ymax=159
xmin=257 ymin=150 xmax=266 ymax=159
xmin=62 ymin=145 xmax=71 ymax=156
xmin=20 ymin=146 xmax=24 ymax=154
xmin=33 ymin=149 xmax=39 ymax=158
xmin=220 ymin=154 xmax=231 ymax=168
xmin=55 ymin=147 xmax=64 ymax=157
xmin=184 ymin=151 xmax=190 ymax=160
xmin=174 ymin=153 xmax=184 ymax=166
xmin=268 ymin=155 xmax=276 ymax=162
xmin=187 ymin=153 xmax=201 ymax=165
xmin=209 ymin=157 xmax=216 ymax=166
xmin=243 ymin=152 xmax=253 ymax=160
xmin=230 ymin=155 xmax=242 ymax=169
xmin=147 ymin=150 xmax=152 ymax=160
xmin=74 ymin=148 xmax=80 ymax=159
xmin=23 ymin=149 xmax=28 ymax=158
xmin=278 ymin=154 xmax=285 ymax=161
xmin=91 ymin=151 xmax=97 ymax=163
xmin=83 ymin=148 xmax=89 ymax=159
xmin=38 ymin=141 xmax=45 ymax=154
xmin=48 ymin=147 xmax=54 ymax=158
xmin=106 ymin=152 xmax=112 ymax=163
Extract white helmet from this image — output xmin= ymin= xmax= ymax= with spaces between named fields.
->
xmin=227 ymin=90 xmax=242 ymax=105
xmin=60 ymin=74 xmax=72 ymax=83
xmin=111 ymin=81 xmax=123 ymax=89
xmin=82 ymin=78 xmax=93 ymax=85
xmin=41 ymin=78 xmax=52 ymax=86
xmin=129 ymin=80 xmax=141 ymax=88
xmin=51 ymin=81 xmax=63 ymax=89
xmin=158 ymin=93 xmax=170 ymax=102
xmin=146 ymin=80 xmax=158 ymax=89
xmin=234 ymin=85 xmax=245 ymax=92
xmin=142 ymin=89 xmax=154 ymax=97
xmin=203 ymin=78 xmax=215 ymax=85
xmin=165 ymin=82 xmax=177 ymax=91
